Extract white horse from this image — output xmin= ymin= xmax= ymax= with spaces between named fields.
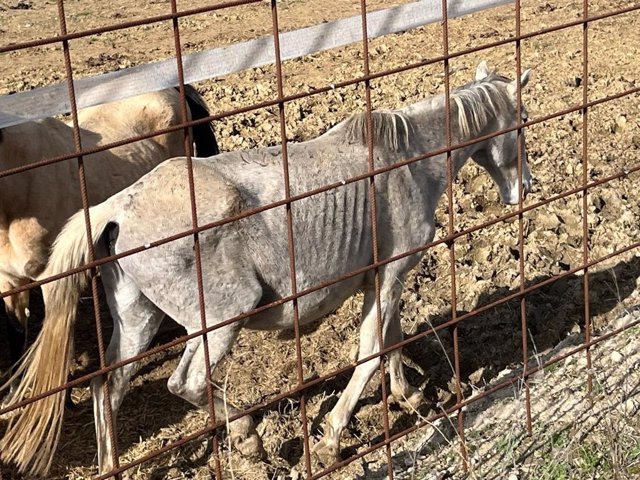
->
xmin=0 ymin=62 xmax=531 ymax=476
xmin=0 ymin=86 xmax=218 ymax=396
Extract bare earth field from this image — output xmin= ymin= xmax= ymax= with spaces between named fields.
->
xmin=1 ymin=0 xmax=640 ymax=479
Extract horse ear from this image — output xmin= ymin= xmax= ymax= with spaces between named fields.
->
xmin=507 ymin=68 xmax=532 ymax=97
xmin=520 ymin=68 xmax=532 ymax=88
xmin=475 ymin=61 xmax=491 ymax=81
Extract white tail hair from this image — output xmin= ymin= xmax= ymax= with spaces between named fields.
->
xmin=0 ymin=200 xmax=117 ymax=476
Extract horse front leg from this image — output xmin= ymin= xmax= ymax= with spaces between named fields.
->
xmin=386 ymin=308 xmax=424 ymax=411
xmin=314 ymin=282 xmax=402 ymax=465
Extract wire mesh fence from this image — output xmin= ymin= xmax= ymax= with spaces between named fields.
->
xmin=1 ymin=0 xmax=639 ymax=478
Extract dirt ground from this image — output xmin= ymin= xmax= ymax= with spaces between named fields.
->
xmin=1 ymin=0 xmax=640 ymax=479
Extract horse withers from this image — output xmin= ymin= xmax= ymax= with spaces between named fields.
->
xmin=0 ymin=86 xmax=218 ymax=399
xmin=1 ymin=62 xmax=532 ymax=476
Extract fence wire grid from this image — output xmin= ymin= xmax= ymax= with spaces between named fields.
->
xmin=1 ymin=0 xmax=639 ymax=479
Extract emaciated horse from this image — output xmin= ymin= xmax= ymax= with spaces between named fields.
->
xmin=0 ymin=86 xmax=218 ymax=396
xmin=0 ymin=62 xmax=531 ymax=476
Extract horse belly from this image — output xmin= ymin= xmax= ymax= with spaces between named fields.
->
xmin=243 ymin=271 xmax=365 ymax=331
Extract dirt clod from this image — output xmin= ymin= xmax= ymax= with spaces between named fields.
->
xmin=1 ymin=0 xmax=639 ymax=479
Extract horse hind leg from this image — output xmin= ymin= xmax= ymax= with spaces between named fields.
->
xmin=167 ymin=294 xmax=265 ymax=460
xmin=167 ymin=270 xmax=265 ymax=458
xmin=91 ymin=261 xmax=165 ymax=475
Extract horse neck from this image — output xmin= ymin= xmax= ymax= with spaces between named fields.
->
xmin=403 ymin=94 xmax=490 ymax=196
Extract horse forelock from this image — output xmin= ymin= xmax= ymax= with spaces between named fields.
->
xmin=452 ymin=73 xmax=513 ymax=139
xmin=341 ymin=111 xmax=414 ymax=151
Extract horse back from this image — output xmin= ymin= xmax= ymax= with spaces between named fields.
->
xmin=78 ymin=89 xmax=187 ymax=157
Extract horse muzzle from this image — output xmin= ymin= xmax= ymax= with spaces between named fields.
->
xmin=501 ymin=176 xmax=532 ymax=205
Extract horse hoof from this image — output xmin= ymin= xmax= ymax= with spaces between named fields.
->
xmin=313 ymin=438 xmax=340 ymax=466
xmin=234 ymin=433 xmax=266 ymax=461
xmin=390 ymin=388 xmax=425 ymax=412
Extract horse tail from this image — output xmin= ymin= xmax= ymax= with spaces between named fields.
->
xmin=183 ymin=84 xmax=219 ymax=157
xmin=0 ymin=198 xmax=119 ymax=476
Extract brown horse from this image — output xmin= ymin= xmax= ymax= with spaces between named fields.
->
xmin=0 ymin=86 xmax=218 ymax=396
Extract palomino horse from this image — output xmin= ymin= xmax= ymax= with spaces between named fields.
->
xmin=0 ymin=86 xmax=218 ymax=396
xmin=0 ymin=62 xmax=531 ymax=476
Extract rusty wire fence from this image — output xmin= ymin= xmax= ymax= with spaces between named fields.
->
xmin=1 ymin=0 xmax=640 ymax=478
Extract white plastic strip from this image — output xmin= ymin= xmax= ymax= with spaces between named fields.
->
xmin=0 ymin=0 xmax=512 ymax=128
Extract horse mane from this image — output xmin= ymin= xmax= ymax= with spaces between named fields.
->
xmin=339 ymin=73 xmax=513 ymax=149
xmin=451 ymin=72 xmax=513 ymax=139
xmin=342 ymin=111 xmax=414 ymax=151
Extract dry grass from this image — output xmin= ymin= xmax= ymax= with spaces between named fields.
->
xmin=1 ymin=0 xmax=640 ymax=478
xmin=390 ymin=302 xmax=640 ymax=480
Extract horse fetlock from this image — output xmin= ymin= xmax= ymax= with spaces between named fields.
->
xmin=312 ymin=437 xmax=341 ymax=466
xmin=312 ymin=418 xmax=343 ymax=465
xmin=389 ymin=386 xmax=425 ymax=412
xmin=228 ymin=415 xmax=265 ymax=459
xmin=232 ymin=431 xmax=266 ymax=460
xmin=97 ymin=438 xmax=116 ymax=477
xmin=166 ymin=375 xmax=184 ymax=397
xmin=167 ymin=375 xmax=203 ymax=406
xmin=167 ymin=371 xmax=208 ymax=407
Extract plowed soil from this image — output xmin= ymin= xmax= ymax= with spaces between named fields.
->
xmin=1 ymin=0 xmax=639 ymax=479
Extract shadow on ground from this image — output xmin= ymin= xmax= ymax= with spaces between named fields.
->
xmin=1 ymin=255 xmax=638 ymax=476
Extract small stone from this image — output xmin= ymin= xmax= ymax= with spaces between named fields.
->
xmin=9 ymin=0 xmax=31 ymax=9
xmin=620 ymin=398 xmax=639 ymax=415
xmin=468 ymin=367 xmax=486 ymax=385
xmin=610 ymin=350 xmax=624 ymax=363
